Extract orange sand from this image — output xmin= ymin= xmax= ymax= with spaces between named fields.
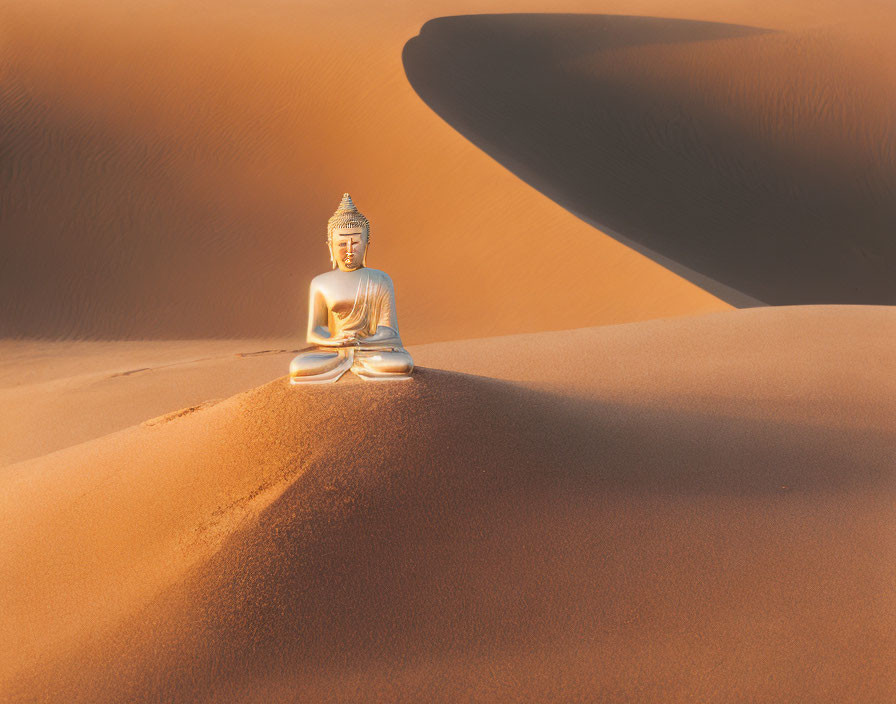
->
xmin=2 ymin=0 xmax=895 ymax=700
xmin=0 ymin=338 xmax=295 ymax=466
xmin=3 ymin=306 xmax=894 ymax=702
xmin=0 ymin=0 xmax=738 ymax=342
xmin=3 ymin=0 xmax=895 ymax=340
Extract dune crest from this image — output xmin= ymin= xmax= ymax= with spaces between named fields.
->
xmin=0 ymin=0 xmax=729 ymax=341
xmin=404 ymin=13 xmax=896 ymax=306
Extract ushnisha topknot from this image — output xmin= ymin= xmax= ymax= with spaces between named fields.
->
xmin=326 ymin=193 xmax=370 ymax=244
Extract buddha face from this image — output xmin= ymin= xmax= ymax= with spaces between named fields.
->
xmin=330 ymin=226 xmax=368 ymax=271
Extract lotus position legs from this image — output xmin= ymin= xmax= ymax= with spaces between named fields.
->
xmin=289 ymin=347 xmax=413 ymax=383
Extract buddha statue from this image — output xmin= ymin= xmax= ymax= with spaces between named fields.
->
xmin=289 ymin=193 xmax=414 ymax=384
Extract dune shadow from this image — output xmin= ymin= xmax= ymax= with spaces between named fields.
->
xmin=18 ymin=368 xmax=894 ymax=702
xmin=403 ymin=14 xmax=896 ymax=305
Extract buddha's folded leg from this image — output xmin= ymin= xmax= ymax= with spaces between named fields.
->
xmin=289 ymin=348 xmax=353 ymax=384
xmin=352 ymin=348 xmax=414 ymax=380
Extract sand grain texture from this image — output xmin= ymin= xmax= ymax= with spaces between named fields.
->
xmin=0 ymin=338 xmax=296 ymax=465
xmin=3 ymin=307 xmax=895 ymax=703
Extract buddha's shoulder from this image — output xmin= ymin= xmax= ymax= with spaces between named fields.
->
xmin=310 ymin=270 xmax=339 ymax=287
xmin=364 ymin=267 xmax=393 ymax=284
xmin=310 ymin=268 xmax=393 ymax=288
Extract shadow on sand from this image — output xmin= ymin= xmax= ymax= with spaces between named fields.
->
xmin=16 ymin=368 xmax=894 ymax=702
xmin=403 ymin=14 xmax=896 ymax=306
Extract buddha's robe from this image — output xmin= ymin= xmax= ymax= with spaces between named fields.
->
xmin=290 ymin=268 xmax=414 ymax=384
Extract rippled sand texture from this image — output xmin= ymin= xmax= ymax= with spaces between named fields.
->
xmin=4 ymin=307 xmax=895 ymax=703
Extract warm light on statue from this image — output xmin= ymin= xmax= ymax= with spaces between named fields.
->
xmin=289 ymin=193 xmax=414 ymax=383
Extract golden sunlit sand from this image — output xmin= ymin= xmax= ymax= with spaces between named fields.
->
xmin=3 ymin=307 xmax=895 ymax=702
xmin=2 ymin=0 xmax=895 ymax=700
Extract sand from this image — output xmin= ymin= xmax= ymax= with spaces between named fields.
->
xmin=0 ymin=338 xmax=296 ymax=466
xmin=3 ymin=0 xmax=894 ymax=340
xmin=404 ymin=13 xmax=896 ymax=306
xmin=2 ymin=306 xmax=894 ymax=702
xmin=0 ymin=0 xmax=732 ymax=342
xmin=3 ymin=0 xmax=895 ymax=700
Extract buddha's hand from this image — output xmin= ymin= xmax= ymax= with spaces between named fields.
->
xmin=332 ymin=332 xmax=361 ymax=347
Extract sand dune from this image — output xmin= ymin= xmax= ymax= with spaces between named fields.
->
xmin=3 ymin=0 xmax=895 ymax=700
xmin=0 ymin=0 xmax=730 ymax=342
xmin=404 ymin=13 xmax=896 ymax=305
xmin=3 ymin=306 xmax=894 ymax=702
xmin=4 ymin=0 xmax=894 ymax=341
xmin=0 ymin=338 xmax=296 ymax=466
xmin=2 ymin=304 xmax=891 ymax=466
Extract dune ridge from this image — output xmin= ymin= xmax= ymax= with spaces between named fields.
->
xmin=0 ymin=0 xmax=733 ymax=342
xmin=404 ymin=13 xmax=896 ymax=305
xmin=3 ymin=306 xmax=894 ymax=702
xmin=1 ymin=304 xmax=890 ymax=467
xmin=2 ymin=0 xmax=893 ymax=338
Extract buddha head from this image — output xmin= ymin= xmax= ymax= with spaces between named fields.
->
xmin=326 ymin=193 xmax=370 ymax=271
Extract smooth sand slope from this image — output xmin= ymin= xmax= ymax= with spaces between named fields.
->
xmin=0 ymin=338 xmax=297 ymax=466
xmin=0 ymin=0 xmax=730 ymax=342
xmin=404 ymin=13 xmax=896 ymax=305
xmin=3 ymin=0 xmax=894 ymax=341
xmin=2 ymin=0 xmax=894 ymax=700
xmin=3 ymin=306 xmax=894 ymax=702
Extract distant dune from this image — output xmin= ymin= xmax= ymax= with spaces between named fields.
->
xmin=404 ymin=13 xmax=896 ymax=305
xmin=4 ymin=306 xmax=894 ymax=702
xmin=0 ymin=0 xmax=731 ymax=342
xmin=3 ymin=0 xmax=894 ymax=341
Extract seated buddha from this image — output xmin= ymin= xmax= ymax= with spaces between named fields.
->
xmin=289 ymin=193 xmax=414 ymax=384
